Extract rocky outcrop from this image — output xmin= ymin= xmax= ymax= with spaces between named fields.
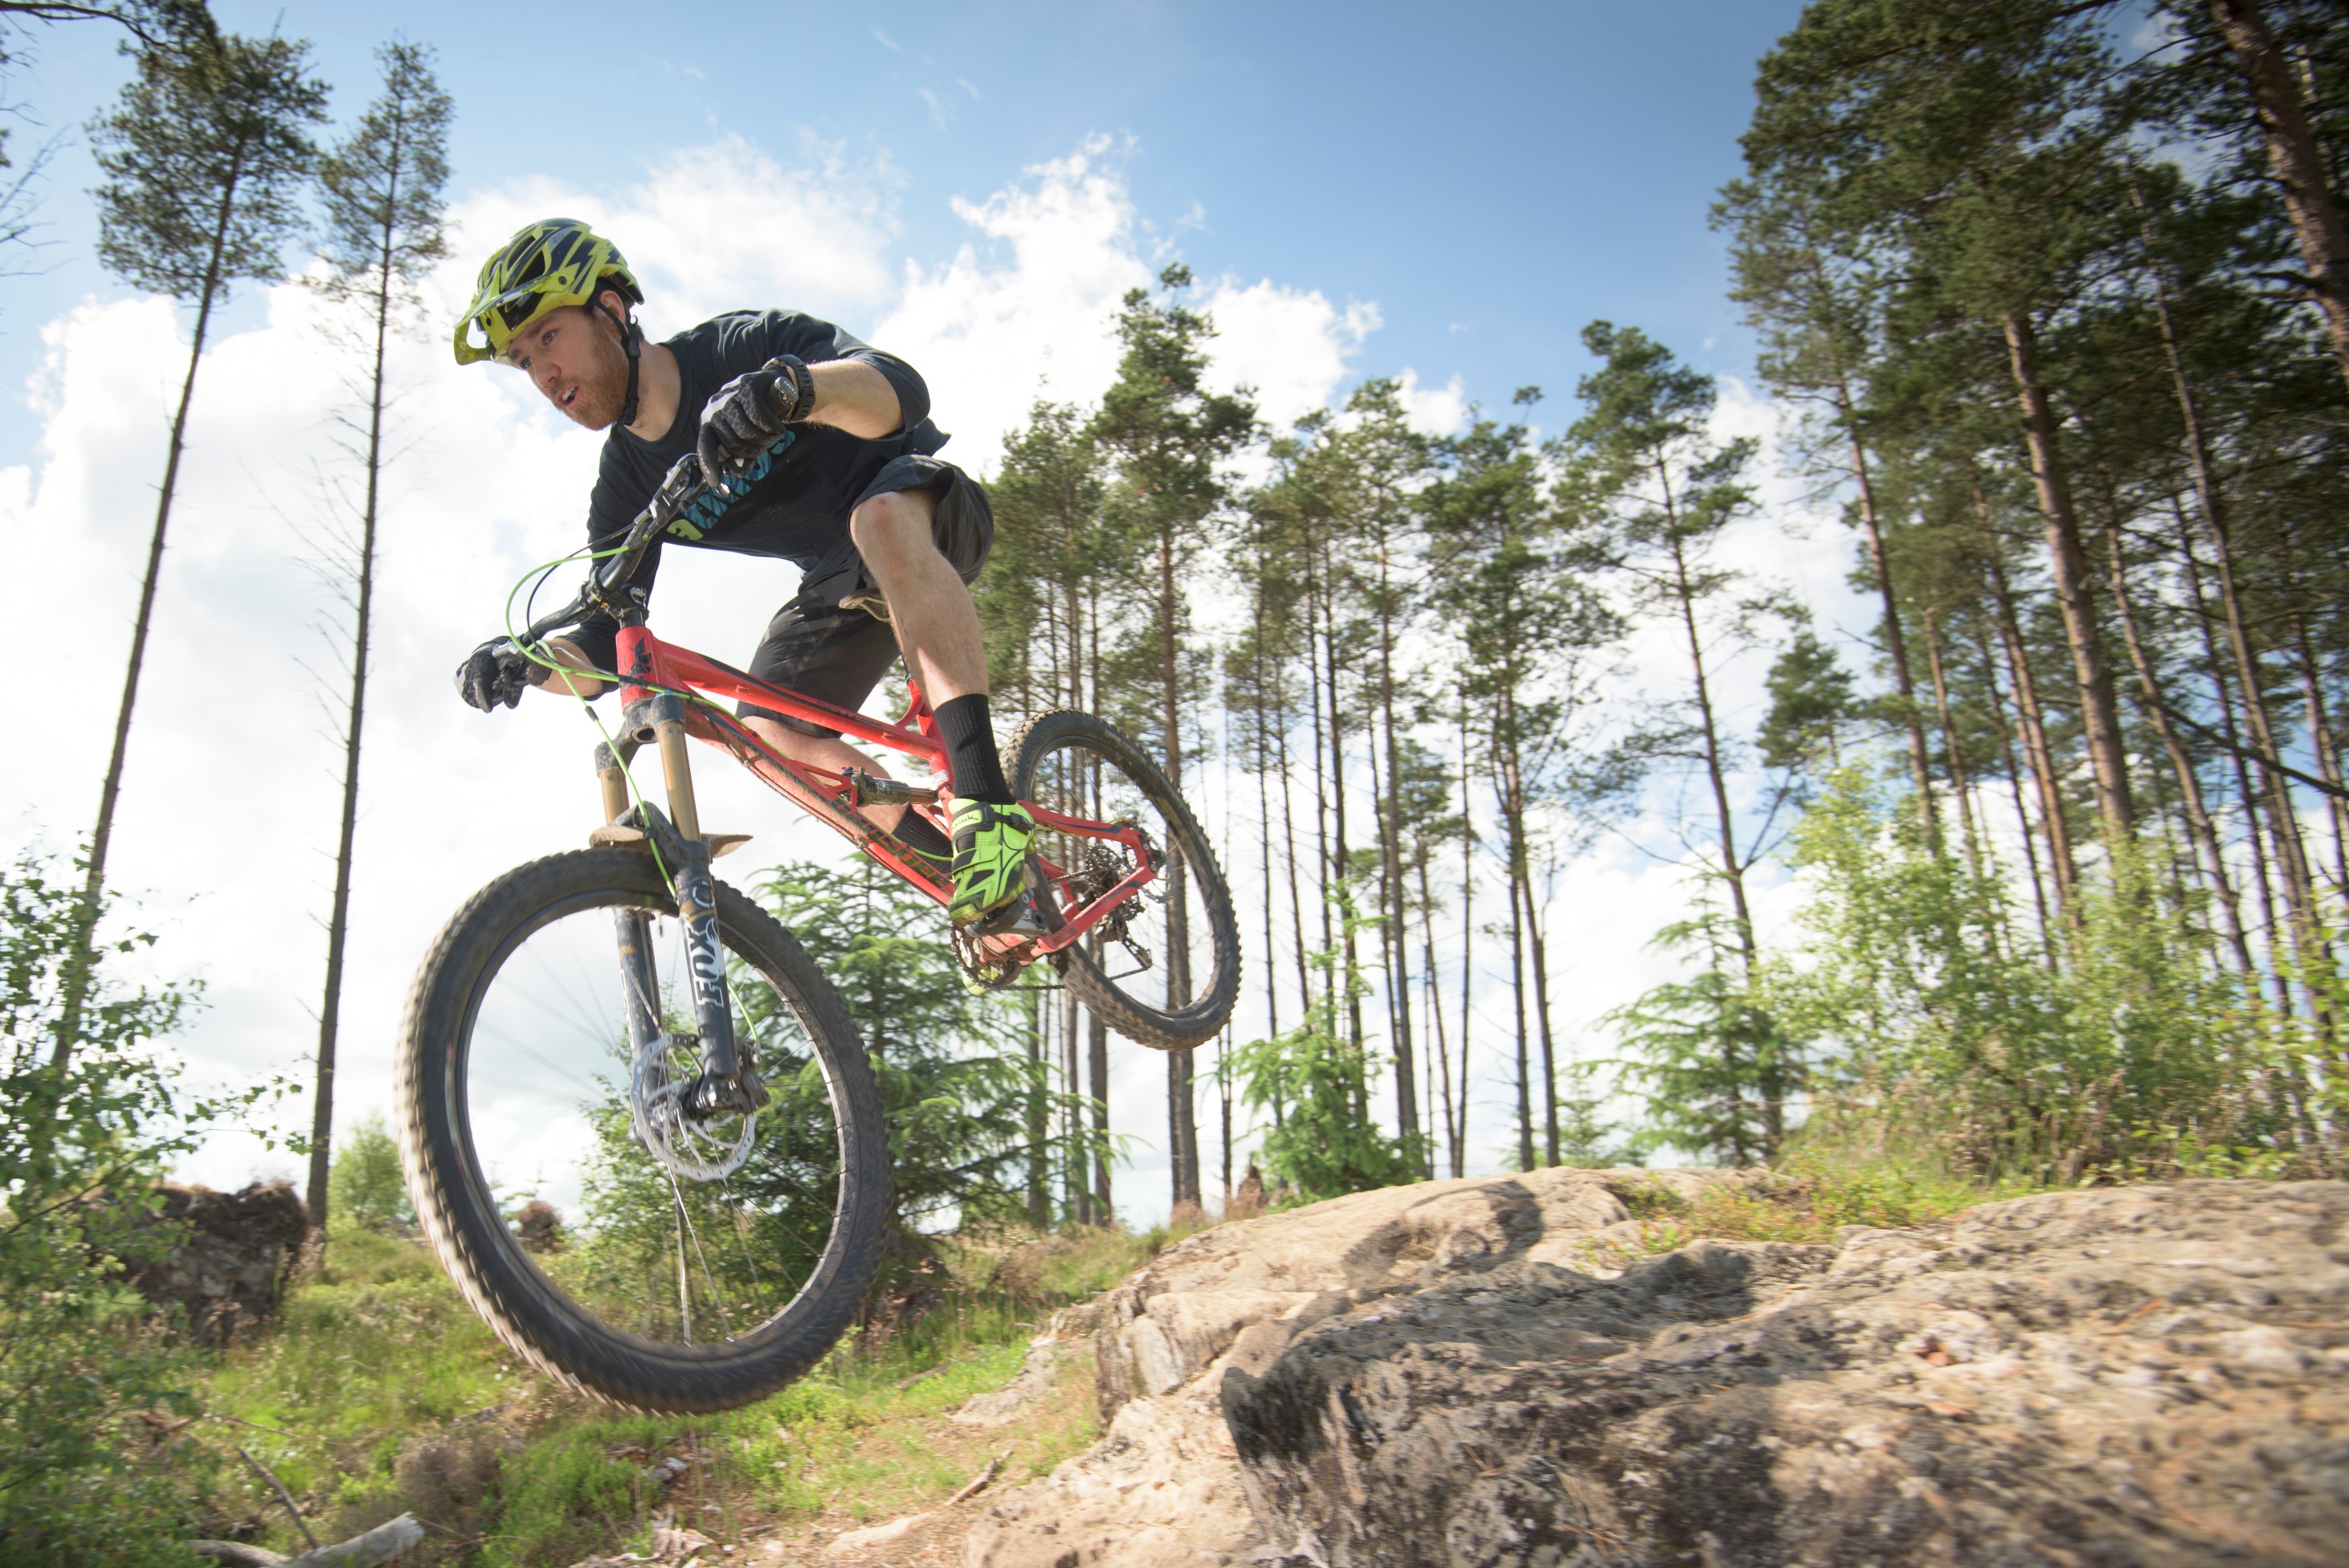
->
xmin=121 ymin=1180 xmax=309 ymax=1345
xmin=966 ymin=1173 xmax=2349 ymax=1567
xmin=963 ymin=1166 xmax=1742 ymax=1566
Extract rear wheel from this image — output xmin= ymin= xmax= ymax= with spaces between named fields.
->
xmin=397 ymin=849 xmax=889 ymax=1413
xmin=1011 ymin=710 xmax=1241 ymax=1050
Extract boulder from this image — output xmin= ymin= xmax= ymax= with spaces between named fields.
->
xmin=121 ymin=1180 xmax=309 ymax=1345
xmin=1226 ymin=1179 xmax=2349 ymax=1566
xmin=965 ymin=1166 xmax=1742 ymax=1566
xmin=967 ymin=1174 xmax=2349 ymax=1567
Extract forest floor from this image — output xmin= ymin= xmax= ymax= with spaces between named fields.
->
xmin=191 ymin=1224 xmax=1149 ymax=1567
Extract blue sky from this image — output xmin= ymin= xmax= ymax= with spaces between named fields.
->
xmin=2 ymin=0 xmax=1805 ymax=464
xmin=0 ymin=1 xmax=1854 ymax=1218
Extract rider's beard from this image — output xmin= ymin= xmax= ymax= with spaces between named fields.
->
xmin=559 ymin=325 xmax=632 ymax=431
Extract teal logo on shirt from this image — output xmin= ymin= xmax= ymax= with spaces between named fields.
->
xmin=666 ymin=430 xmax=797 ymax=541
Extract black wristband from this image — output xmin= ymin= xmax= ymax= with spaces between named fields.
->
xmin=763 ymin=354 xmax=815 ymax=423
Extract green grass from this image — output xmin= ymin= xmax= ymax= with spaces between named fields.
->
xmin=190 ymin=1222 xmax=1149 ymax=1565
xmin=1591 ymin=1154 xmax=2047 ymax=1264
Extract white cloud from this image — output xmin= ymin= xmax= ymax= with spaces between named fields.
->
xmin=875 ymin=141 xmax=1150 ymax=468
xmin=441 ymin=135 xmax=903 ymax=337
xmin=1394 ymin=367 xmax=1469 ymax=433
xmin=1200 ymin=278 xmax=1378 ymax=431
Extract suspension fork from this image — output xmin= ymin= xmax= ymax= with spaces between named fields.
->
xmin=599 ymin=693 xmax=755 ymax=1111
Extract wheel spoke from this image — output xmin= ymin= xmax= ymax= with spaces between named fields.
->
xmin=448 ymin=881 xmax=856 ymax=1357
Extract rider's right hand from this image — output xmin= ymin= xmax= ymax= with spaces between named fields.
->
xmin=456 ymin=638 xmax=535 ymax=712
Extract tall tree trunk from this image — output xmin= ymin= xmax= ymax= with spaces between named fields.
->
xmin=1922 ymin=606 xmax=1987 ymax=884
xmin=1812 ymin=285 xmax=1938 ymax=843
xmin=1524 ymin=858 xmax=1562 ymax=1168
xmin=1025 ymin=987 xmax=1049 ymax=1227
xmin=55 ymin=151 xmax=245 ymax=1072
xmin=2208 ymin=0 xmax=2349 ymax=398
xmin=1276 ymin=676 xmax=1311 ymax=1023
xmin=1322 ymin=578 xmax=1365 ymax=1061
xmin=2278 ymin=520 xmax=2349 ymax=895
xmin=1253 ymin=595 xmax=1281 ymax=1045
xmin=1417 ymin=851 xmax=1456 ymax=1179
xmin=2133 ymin=160 xmax=2327 ymax=941
xmin=1308 ymin=576 xmax=1333 ymax=964
xmin=2177 ymin=505 xmax=2297 ymax=1010
xmin=1662 ymin=518 xmax=1758 ymax=973
xmin=1504 ymin=807 xmax=1533 ymax=1174
xmin=1157 ymin=530 xmax=1198 ymax=1211
xmin=2000 ymin=310 xmax=2135 ymax=845
xmin=1064 ymin=989 xmax=1086 ymax=1224
xmin=1979 ymin=500 xmax=2080 ymax=913
xmin=1219 ymin=1027 xmax=1232 ymax=1203
xmin=306 ymin=216 xmax=396 ymax=1231
xmin=1374 ymin=541 xmax=1419 ymax=1149
xmin=1455 ymin=712 xmax=1474 ymax=1177
xmin=1973 ymin=617 xmax=2060 ymax=964
xmin=2105 ymin=521 xmax=2254 ymax=974
xmin=1090 ymin=1003 xmax=1112 ymax=1223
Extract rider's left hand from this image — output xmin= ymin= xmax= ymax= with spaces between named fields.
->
xmin=697 ymin=354 xmax=811 ymax=480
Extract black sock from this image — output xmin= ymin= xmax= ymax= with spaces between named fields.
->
xmin=893 ymin=811 xmax=952 ymax=862
xmin=933 ymin=693 xmax=1014 ymax=805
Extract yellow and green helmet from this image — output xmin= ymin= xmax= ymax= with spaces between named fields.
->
xmin=452 ymin=217 xmax=643 ymax=365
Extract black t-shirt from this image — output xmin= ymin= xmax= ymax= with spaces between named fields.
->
xmin=569 ymin=308 xmax=947 ymax=668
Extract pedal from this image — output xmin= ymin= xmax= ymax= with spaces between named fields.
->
xmin=974 ymin=888 xmax=1052 ymax=941
xmin=707 ymin=833 xmax=752 ymax=859
xmin=589 ymin=824 xmax=648 ymax=848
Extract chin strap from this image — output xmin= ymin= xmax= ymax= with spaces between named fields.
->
xmin=597 ymin=298 xmax=643 ymax=428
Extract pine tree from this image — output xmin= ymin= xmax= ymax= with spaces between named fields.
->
xmin=1089 ymin=266 xmax=1254 ymax=1213
xmin=1567 ymin=323 xmax=1798 ymax=1153
xmin=300 ymin=38 xmax=450 ymax=1236
xmin=55 ymin=8 xmax=326 ymax=1070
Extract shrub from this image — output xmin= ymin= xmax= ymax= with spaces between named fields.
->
xmin=329 ymin=1112 xmax=413 ymax=1235
xmin=0 ymin=854 xmax=231 ymax=1565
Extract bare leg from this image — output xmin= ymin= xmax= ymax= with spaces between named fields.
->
xmin=736 ymin=488 xmax=983 ymax=835
xmin=849 ymin=488 xmax=990 ymax=704
xmin=739 ymin=716 xmax=909 ymax=834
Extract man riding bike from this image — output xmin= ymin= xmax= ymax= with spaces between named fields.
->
xmin=450 ymin=218 xmax=1034 ymax=929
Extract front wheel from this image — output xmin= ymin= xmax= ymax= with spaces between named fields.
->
xmin=397 ymin=849 xmax=889 ymax=1413
xmin=1011 ymin=710 xmax=1241 ymax=1050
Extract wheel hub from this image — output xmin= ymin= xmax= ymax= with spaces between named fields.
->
xmin=629 ymin=1031 xmax=757 ymax=1180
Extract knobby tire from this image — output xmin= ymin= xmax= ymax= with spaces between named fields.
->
xmin=397 ymin=848 xmax=889 ymax=1414
xmin=1011 ymin=710 xmax=1242 ymax=1050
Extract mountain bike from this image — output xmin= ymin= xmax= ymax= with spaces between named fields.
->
xmin=397 ymin=450 xmax=1240 ymax=1415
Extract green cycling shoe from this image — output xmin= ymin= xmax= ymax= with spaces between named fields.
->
xmin=946 ymin=798 xmax=1037 ymax=927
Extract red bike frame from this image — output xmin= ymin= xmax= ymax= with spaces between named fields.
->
xmin=609 ymin=623 xmax=1154 ymax=959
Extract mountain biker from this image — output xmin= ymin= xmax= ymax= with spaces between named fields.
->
xmin=448 ymin=218 xmax=1034 ymax=929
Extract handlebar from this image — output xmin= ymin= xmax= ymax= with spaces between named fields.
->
xmin=521 ymin=450 xmax=729 ymax=645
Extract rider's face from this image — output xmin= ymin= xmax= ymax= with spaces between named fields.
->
xmin=506 ymin=299 xmax=629 ymax=430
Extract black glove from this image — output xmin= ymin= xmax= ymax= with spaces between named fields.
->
xmin=455 ymin=637 xmax=535 ymax=712
xmin=696 ymin=354 xmax=812 ymax=480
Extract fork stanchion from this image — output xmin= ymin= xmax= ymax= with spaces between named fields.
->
xmin=656 ymin=717 xmax=702 ymax=843
xmin=595 ymin=741 xmax=630 ymax=827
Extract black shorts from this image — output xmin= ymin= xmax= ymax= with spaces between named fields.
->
xmin=737 ymin=454 xmax=994 ymax=737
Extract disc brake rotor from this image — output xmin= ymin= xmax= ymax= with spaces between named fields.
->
xmin=629 ymin=1031 xmax=756 ymax=1181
